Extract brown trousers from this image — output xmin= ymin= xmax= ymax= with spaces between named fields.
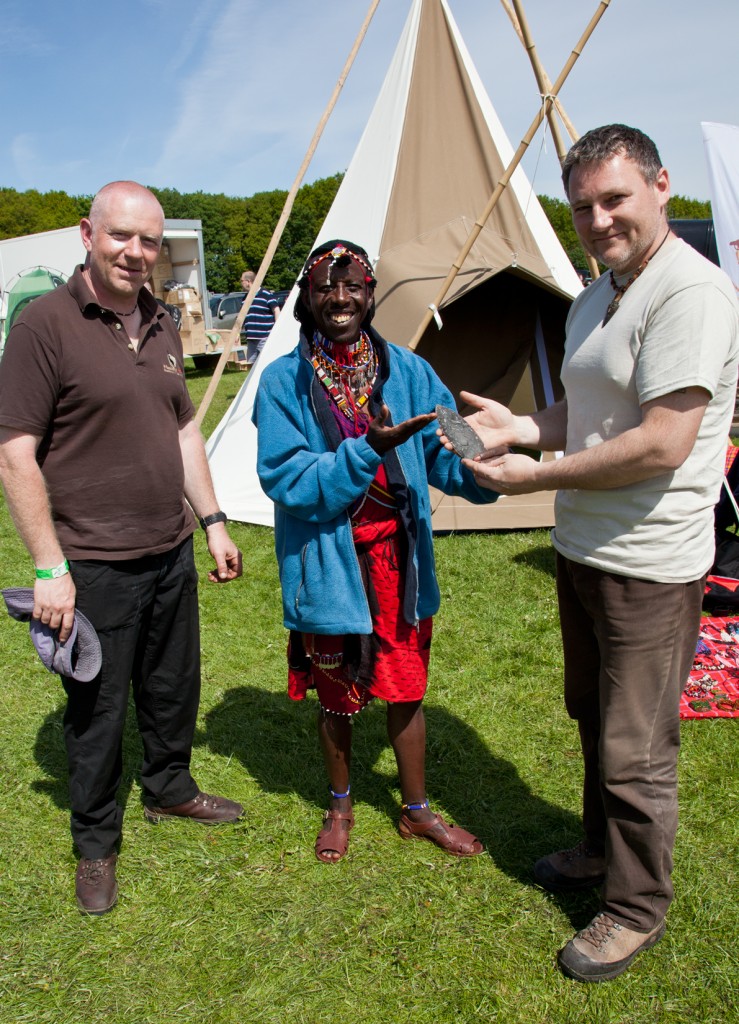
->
xmin=556 ymin=553 xmax=704 ymax=932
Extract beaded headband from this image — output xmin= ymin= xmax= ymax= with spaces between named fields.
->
xmin=303 ymin=243 xmax=375 ymax=286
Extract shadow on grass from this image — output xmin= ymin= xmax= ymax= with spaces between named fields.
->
xmin=31 ymin=697 xmax=145 ymax=855
xmin=202 ymin=684 xmax=597 ymax=924
xmin=29 ymin=685 xmax=598 ymax=929
xmin=512 ymin=544 xmax=557 ymax=579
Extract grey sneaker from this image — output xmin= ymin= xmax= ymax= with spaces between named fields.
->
xmin=558 ymin=912 xmax=666 ymax=982
xmin=533 ymin=839 xmax=605 ymax=892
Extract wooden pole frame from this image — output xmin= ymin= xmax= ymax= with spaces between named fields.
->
xmin=195 ymin=0 xmax=382 ymax=428
xmin=500 ymin=0 xmax=577 ymax=142
xmin=503 ymin=0 xmax=600 ymax=281
xmin=407 ymin=0 xmax=611 ymax=351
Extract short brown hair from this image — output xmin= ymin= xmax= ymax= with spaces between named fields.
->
xmin=562 ymin=124 xmax=663 ymax=196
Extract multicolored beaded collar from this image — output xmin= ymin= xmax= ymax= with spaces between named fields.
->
xmin=311 ymin=330 xmax=377 ymax=423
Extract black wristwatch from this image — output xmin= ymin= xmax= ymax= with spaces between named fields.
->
xmin=199 ymin=510 xmax=228 ymax=531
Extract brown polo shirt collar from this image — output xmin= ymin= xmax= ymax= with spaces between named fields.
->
xmin=67 ymin=265 xmax=165 ymax=329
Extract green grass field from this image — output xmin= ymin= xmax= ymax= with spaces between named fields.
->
xmin=0 ymin=363 xmax=736 ymax=1023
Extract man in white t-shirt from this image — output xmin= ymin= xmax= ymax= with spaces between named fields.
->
xmin=445 ymin=125 xmax=739 ymax=982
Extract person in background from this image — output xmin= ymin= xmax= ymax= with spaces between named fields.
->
xmin=0 ymin=181 xmax=244 ymax=916
xmin=446 ymin=125 xmax=739 ymax=982
xmin=240 ymin=270 xmax=280 ymax=369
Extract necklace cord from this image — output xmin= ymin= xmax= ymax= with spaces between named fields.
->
xmin=112 ymin=303 xmax=139 ymax=317
xmin=603 ymin=227 xmax=672 ymax=327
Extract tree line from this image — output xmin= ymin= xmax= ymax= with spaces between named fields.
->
xmin=0 ymin=177 xmax=344 ymax=295
xmin=0 ymin=181 xmax=711 ymax=294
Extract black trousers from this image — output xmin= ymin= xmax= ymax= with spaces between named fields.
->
xmin=62 ymin=538 xmax=201 ymax=859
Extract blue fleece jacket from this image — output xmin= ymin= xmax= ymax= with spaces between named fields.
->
xmin=253 ymin=329 xmax=497 ymax=634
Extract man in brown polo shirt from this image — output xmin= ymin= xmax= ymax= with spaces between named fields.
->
xmin=0 ymin=181 xmax=244 ymax=915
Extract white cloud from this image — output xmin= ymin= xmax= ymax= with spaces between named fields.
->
xmin=144 ymin=0 xmax=393 ymax=195
xmin=0 ymin=17 xmax=54 ymax=56
xmin=1 ymin=0 xmax=736 ymax=202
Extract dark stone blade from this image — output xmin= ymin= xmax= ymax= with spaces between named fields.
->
xmin=435 ymin=405 xmax=486 ymax=459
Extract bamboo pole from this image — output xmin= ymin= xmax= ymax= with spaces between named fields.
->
xmin=500 ymin=0 xmax=577 ymax=141
xmin=195 ymin=0 xmax=382 ymax=428
xmin=505 ymin=0 xmax=600 ymax=281
xmin=508 ymin=0 xmax=567 ymax=160
xmin=408 ymin=0 xmax=611 ymax=351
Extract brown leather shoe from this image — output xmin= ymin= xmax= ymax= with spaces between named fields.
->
xmin=558 ymin=912 xmax=666 ymax=982
xmin=75 ymin=854 xmax=118 ymax=915
xmin=533 ymin=840 xmax=606 ymax=892
xmin=144 ymin=791 xmax=243 ymax=824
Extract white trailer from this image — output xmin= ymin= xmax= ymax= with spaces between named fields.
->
xmin=0 ymin=219 xmax=221 ymax=365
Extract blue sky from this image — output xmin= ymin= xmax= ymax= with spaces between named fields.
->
xmin=0 ymin=0 xmax=735 ymax=204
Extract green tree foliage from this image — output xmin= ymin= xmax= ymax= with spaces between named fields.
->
xmin=667 ymin=194 xmax=712 ymax=219
xmin=150 ymin=174 xmax=343 ymax=294
xmin=0 ymin=187 xmax=82 ymax=239
xmin=0 ymin=178 xmax=711 ymax=294
xmin=536 ymin=195 xmax=589 ymax=272
xmin=270 ymin=174 xmax=343 ymax=289
xmin=0 ymin=177 xmax=343 ymax=295
xmin=150 ymin=187 xmax=236 ymax=294
xmin=75 ymin=194 xmax=93 ymax=221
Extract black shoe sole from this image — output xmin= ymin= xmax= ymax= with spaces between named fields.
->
xmin=143 ymin=807 xmax=242 ymax=825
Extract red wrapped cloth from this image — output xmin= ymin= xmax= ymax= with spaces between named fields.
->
xmin=287 ymin=464 xmax=432 ymax=715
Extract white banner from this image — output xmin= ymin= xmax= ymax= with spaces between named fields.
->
xmin=702 ymin=121 xmax=739 ymax=295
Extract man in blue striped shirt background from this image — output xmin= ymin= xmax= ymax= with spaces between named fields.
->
xmin=240 ymin=270 xmax=280 ymax=369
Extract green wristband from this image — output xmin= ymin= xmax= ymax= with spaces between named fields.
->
xmin=35 ymin=560 xmax=70 ymax=580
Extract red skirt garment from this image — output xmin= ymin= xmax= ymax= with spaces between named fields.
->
xmin=287 ymin=464 xmax=432 ymax=715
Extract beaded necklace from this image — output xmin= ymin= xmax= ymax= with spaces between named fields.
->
xmin=311 ymin=330 xmax=377 ymax=423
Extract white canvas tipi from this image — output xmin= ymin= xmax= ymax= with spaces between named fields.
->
xmin=206 ymin=0 xmax=582 ymax=529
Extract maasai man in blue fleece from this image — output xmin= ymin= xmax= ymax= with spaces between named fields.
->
xmin=254 ymin=239 xmax=498 ymax=863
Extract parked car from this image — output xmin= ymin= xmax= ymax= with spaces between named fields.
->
xmin=211 ymin=286 xmax=291 ymax=333
xmin=211 ymin=291 xmax=246 ymax=331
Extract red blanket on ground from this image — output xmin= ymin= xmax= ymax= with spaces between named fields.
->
xmin=681 ymin=616 xmax=739 ymax=719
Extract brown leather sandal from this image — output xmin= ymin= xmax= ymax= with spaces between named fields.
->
xmin=315 ymin=809 xmax=355 ymax=863
xmin=398 ymin=811 xmax=483 ymax=857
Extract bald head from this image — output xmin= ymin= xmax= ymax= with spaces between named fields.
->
xmin=88 ymin=181 xmax=164 ymax=232
xmin=80 ymin=181 xmax=165 ymax=309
